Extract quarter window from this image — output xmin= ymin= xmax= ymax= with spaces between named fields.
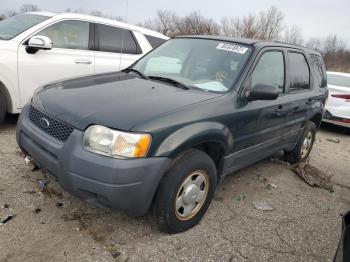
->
xmin=288 ymin=52 xmax=310 ymax=90
xmin=96 ymin=24 xmax=140 ymax=54
xmin=145 ymin=34 xmax=167 ymax=48
xmin=250 ymin=51 xmax=285 ymax=92
xmin=310 ymin=54 xmax=327 ymax=88
xmin=37 ymin=20 xmax=90 ymax=50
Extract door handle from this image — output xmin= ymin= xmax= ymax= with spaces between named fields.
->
xmin=306 ymin=98 xmax=312 ymax=105
xmin=74 ymin=59 xmax=92 ymax=64
xmin=274 ymin=105 xmax=287 ymax=116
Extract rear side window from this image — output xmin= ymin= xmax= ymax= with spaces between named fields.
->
xmin=96 ymin=24 xmax=140 ymax=54
xmin=145 ymin=34 xmax=167 ymax=48
xmin=310 ymin=54 xmax=327 ymax=88
xmin=288 ymin=52 xmax=310 ymax=91
xmin=250 ymin=51 xmax=285 ymax=93
xmin=37 ymin=20 xmax=90 ymax=50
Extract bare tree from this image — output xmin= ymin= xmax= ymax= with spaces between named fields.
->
xmin=220 ymin=17 xmax=241 ymax=37
xmin=219 ymin=6 xmax=284 ymax=40
xmin=20 ymin=4 xmax=40 ymax=13
xmin=283 ymin=25 xmax=303 ymax=45
xmin=324 ymin=34 xmax=346 ymax=54
xmin=177 ymin=12 xmax=220 ymax=35
xmin=256 ymin=6 xmax=284 ymax=40
xmin=305 ymin=37 xmax=322 ymax=51
xmin=143 ymin=10 xmax=178 ymax=36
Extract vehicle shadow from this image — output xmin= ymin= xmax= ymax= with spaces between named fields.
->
xmin=320 ymin=122 xmax=349 ymax=135
xmin=0 ymin=114 xmax=18 ymax=131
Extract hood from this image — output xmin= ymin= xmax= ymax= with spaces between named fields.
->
xmin=33 ymin=72 xmax=222 ymax=131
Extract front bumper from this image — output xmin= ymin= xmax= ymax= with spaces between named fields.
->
xmin=16 ymin=104 xmax=171 ymax=216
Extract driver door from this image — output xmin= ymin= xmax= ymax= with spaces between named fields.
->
xmin=232 ymin=48 xmax=290 ymax=158
xmin=17 ymin=20 xmax=94 ymax=107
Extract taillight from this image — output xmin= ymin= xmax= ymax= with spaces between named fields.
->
xmin=331 ymin=94 xmax=350 ymax=102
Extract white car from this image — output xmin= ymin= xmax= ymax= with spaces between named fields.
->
xmin=323 ymin=71 xmax=350 ymax=130
xmin=0 ymin=12 xmax=168 ymax=124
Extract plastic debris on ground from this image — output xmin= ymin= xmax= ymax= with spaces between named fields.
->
xmin=251 ymin=201 xmax=274 ymax=211
xmin=38 ymin=179 xmax=47 ymax=191
xmin=257 ymin=175 xmax=277 ymax=190
xmin=25 ymin=155 xmax=38 ymax=171
xmin=0 ymin=214 xmax=16 ymax=224
xmin=235 ymin=195 xmax=246 ymax=202
xmin=291 ymin=162 xmax=334 ymax=192
xmin=1 ymin=204 xmax=9 ymax=209
xmin=326 ymin=138 xmax=340 ymax=143
xmin=33 ymin=208 xmax=42 ymax=214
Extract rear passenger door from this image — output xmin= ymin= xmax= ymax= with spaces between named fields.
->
xmin=284 ymin=50 xmax=313 ymax=144
xmin=94 ymin=23 xmax=142 ymax=73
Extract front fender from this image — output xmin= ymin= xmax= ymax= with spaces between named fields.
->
xmin=154 ymin=122 xmax=233 ymax=157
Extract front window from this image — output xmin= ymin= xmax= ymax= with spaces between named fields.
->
xmin=132 ymin=38 xmax=253 ymax=92
xmin=250 ymin=51 xmax=285 ymax=93
xmin=0 ymin=14 xmax=49 ymax=40
xmin=36 ymin=20 xmax=90 ymax=50
xmin=327 ymin=74 xmax=350 ymax=88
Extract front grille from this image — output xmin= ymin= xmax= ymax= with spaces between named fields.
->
xmin=29 ymin=105 xmax=74 ymax=142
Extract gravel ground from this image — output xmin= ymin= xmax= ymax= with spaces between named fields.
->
xmin=0 ymin=115 xmax=349 ymax=262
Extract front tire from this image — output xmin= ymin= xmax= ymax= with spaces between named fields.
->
xmin=284 ymin=121 xmax=316 ymax=164
xmin=154 ymin=149 xmax=217 ymax=233
xmin=0 ymin=89 xmax=6 ymax=125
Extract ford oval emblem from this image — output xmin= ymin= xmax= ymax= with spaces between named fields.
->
xmin=39 ymin=118 xmax=50 ymax=129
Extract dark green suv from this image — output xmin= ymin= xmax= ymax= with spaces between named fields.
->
xmin=16 ymin=36 xmax=328 ymax=233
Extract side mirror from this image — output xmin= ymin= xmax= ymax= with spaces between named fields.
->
xmin=26 ymin=35 xmax=53 ymax=53
xmin=247 ymin=84 xmax=279 ymax=101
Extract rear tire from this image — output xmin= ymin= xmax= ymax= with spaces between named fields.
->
xmin=0 ymin=89 xmax=6 ymax=125
xmin=284 ymin=121 xmax=316 ymax=164
xmin=154 ymin=149 xmax=217 ymax=234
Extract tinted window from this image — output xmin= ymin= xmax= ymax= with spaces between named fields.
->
xmin=327 ymin=74 xmax=350 ymax=88
xmin=145 ymin=34 xmax=166 ymax=48
xmin=37 ymin=20 xmax=90 ymax=50
xmin=251 ymin=51 xmax=285 ymax=92
xmin=0 ymin=14 xmax=48 ymax=40
xmin=97 ymin=24 xmax=139 ymax=54
xmin=288 ymin=52 xmax=310 ymax=90
xmin=310 ymin=54 xmax=327 ymax=88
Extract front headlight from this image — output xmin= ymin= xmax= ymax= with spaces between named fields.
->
xmin=83 ymin=125 xmax=152 ymax=158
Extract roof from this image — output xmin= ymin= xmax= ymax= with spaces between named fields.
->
xmin=27 ymin=12 xmax=169 ymax=40
xmin=177 ymin=35 xmax=320 ymax=54
xmin=178 ymin=35 xmax=260 ymax=45
xmin=27 ymin=11 xmax=57 ymax=17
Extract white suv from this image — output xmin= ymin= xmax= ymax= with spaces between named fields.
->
xmin=0 ymin=12 xmax=168 ymax=123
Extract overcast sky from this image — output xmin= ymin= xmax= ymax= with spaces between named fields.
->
xmin=2 ymin=0 xmax=350 ymax=45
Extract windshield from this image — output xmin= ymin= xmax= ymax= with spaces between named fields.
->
xmin=132 ymin=38 xmax=252 ymax=92
xmin=0 ymin=14 xmax=49 ymax=40
xmin=327 ymin=73 xmax=350 ymax=88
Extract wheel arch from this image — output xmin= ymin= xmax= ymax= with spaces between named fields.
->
xmin=154 ymin=122 xmax=233 ymax=178
xmin=0 ymin=76 xmax=17 ymax=113
xmin=309 ymin=112 xmax=323 ymax=130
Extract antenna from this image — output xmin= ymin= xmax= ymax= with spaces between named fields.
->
xmin=119 ymin=0 xmax=129 ymax=70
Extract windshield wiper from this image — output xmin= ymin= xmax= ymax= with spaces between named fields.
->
xmin=148 ymin=76 xmax=190 ymax=90
xmin=122 ymin=68 xmax=149 ymax=79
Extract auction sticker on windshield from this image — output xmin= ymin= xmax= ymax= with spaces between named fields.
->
xmin=216 ymin=43 xmax=248 ymax=54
